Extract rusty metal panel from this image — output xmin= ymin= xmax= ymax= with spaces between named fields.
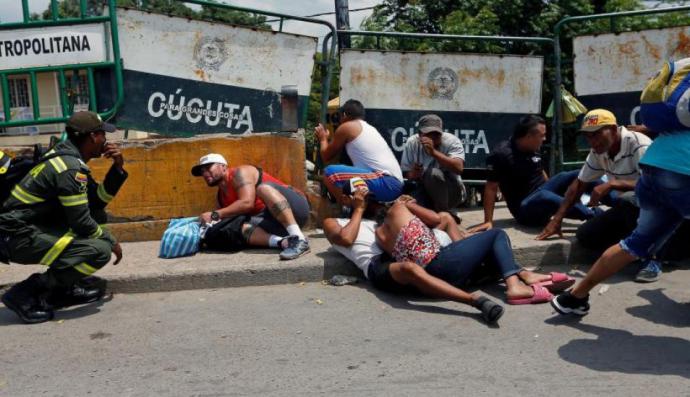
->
xmin=573 ymin=26 xmax=690 ymax=125
xmin=574 ymin=26 xmax=690 ymax=96
xmin=113 ymin=8 xmax=317 ymax=135
xmin=338 ymin=50 xmax=544 ymax=169
xmin=340 ymin=49 xmax=543 ymax=113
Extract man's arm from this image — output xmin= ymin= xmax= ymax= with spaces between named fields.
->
xmin=316 ymin=122 xmax=352 ymax=163
xmin=323 ymin=189 xmax=368 ymax=246
xmin=202 ymin=166 xmax=259 ymax=223
xmin=468 ymin=181 xmax=499 ymax=233
xmin=420 ymin=136 xmax=464 ymax=174
xmin=536 ymin=178 xmax=587 ymax=240
xmin=402 ymin=198 xmax=441 ymax=228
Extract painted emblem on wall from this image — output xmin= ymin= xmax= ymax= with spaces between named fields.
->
xmin=427 ymin=67 xmax=458 ymax=100
xmin=194 ymin=36 xmax=227 ymax=71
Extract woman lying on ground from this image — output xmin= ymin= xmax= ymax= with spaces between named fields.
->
xmin=375 ymin=195 xmax=575 ymax=307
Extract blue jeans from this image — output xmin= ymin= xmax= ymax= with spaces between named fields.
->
xmin=620 ymin=165 xmax=690 ymax=259
xmin=424 ymin=229 xmax=521 ymax=286
xmin=517 ymin=170 xmax=599 ymax=226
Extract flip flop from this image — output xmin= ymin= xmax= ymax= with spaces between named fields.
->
xmin=472 ymin=296 xmax=505 ymax=324
xmin=507 ymin=284 xmax=553 ymax=305
xmin=537 ymin=272 xmax=576 ymax=293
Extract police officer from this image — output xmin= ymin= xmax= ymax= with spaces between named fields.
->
xmin=0 ymin=111 xmax=127 ymax=323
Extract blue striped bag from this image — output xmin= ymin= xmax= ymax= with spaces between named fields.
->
xmin=159 ymin=217 xmax=201 ymax=258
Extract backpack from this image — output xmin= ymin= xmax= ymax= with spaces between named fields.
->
xmin=0 ymin=144 xmax=75 ymax=205
xmin=640 ymin=57 xmax=690 ymax=134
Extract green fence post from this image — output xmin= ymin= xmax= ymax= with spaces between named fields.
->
xmin=29 ymin=71 xmax=40 ymax=120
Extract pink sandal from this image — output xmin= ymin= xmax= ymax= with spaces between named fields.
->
xmin=537 ymin=272 xmax=576 ymax=293
xmin=507 ymin=284 xmax=553 ymax=305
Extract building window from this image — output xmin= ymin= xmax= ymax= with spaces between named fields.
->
xmin=67 ymin=73 xmax=90 ymax=107
xmin=8 ymin=78 xmax=30 ymax=108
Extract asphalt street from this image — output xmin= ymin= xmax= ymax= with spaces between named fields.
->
xmin=1 ymin=264 xmax=689 ymax=397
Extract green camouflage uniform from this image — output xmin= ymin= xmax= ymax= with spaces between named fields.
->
xmin=0 ymin=139 xmax=127 ymax=285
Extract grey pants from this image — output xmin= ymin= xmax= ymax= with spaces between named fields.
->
xmin=413 ymin=167 xmax=464 ymax=212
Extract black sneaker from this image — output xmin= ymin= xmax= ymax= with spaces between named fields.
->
xmin=279 ymin=236 xmax=310 ymax=260
xmin=551 ymin=291 xmax=590 ymax=316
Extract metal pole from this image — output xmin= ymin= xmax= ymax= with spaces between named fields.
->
xmin=334 ymin=0 xmax=351 ymax=48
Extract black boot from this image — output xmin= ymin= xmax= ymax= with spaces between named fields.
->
xmin=46 ymin=276 xmax=107 ymax=310
xmin=1 ymin=273 xmax=54 ymax=324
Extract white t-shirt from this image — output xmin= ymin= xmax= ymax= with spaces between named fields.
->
xmin=578 ymin=127 xmax=651 ymax=183
xmin=330 ymin=218 xmax=452 ymax=278
xmin=400 ymin=132 xmax=465 ymax=172
xmin=345 ymin=120 xmax=404 ymax=182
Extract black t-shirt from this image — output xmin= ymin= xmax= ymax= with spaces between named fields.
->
xmin=486 ymin=139 xmax=546 ymax=216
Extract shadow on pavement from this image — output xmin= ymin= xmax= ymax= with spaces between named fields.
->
xmin=626 ymin=289 xmax=690 ymax=328
xmin=545 ymin=317 xmax=690 ymax=378
xmin=348 ymin=282 xmax=491 ymax=327
xmin=0 ymin=294 xmax=112 ymax=326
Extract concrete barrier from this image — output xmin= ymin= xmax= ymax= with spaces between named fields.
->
xmin=2 ymin=132 xmax=308 ymax=242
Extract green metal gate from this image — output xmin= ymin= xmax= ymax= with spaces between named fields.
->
xmin=552 ymin=5 xmax=690 ymax=170
xmin=0 ymin=0 xmax=124 ymax=132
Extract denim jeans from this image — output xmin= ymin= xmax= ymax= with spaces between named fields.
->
xmin=424 ymin=229 xmax=521 ymax=286
xmin=620 ymin=165 xmax=690 ymax=259
xmin=517 ymin=170 xmax=599 ymax=227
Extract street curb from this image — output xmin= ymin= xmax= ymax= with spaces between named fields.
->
xmin=0 ymin=237 xmax=596 ymax=295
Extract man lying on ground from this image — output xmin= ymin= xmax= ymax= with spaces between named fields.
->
xmin=191 ymin=153 xmax=310 ymax=260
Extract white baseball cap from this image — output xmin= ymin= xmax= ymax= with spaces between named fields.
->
xmin=191 ymin=153 xmax=227 ymax=176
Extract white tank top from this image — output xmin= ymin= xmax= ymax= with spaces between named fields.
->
xmin=331 ymin=218 xmax=452 ymax=279
xmin=346 ymin=120 xmax=403 ymax=182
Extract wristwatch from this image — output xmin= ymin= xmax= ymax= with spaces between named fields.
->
xmin=211 ymin=211 xmax=220 ymax=221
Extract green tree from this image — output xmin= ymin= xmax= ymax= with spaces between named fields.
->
xmin=40 ymin=0 xmax=270 ymax=27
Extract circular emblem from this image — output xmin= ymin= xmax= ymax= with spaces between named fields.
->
xmin=194 ymin=36 xmax=227 ymax=71
xmin=427 ymin=67 xmax=458 ymax=100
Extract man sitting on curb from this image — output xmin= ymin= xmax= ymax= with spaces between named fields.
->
xmin=191 ymin=153 xmax=310 ymax=260
xmin=400 ymin=114 xmax=466 ymax=215
xmin=469 ymin=114 xmax=600 ymax=233
xmin=536 ymin=109 xmax=665 ymax=282
xmin=322 ymin=188 xmax=505 ymax=325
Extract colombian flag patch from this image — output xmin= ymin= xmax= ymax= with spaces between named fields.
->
xmin=75 ymin=172 xmax=88 ymax=184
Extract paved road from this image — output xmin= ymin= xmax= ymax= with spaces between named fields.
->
xmin=1 ymin=264 xmax=689 ymax=396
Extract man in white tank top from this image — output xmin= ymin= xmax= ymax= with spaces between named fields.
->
xmin=315 ymin=99 xmax=403 ymax=204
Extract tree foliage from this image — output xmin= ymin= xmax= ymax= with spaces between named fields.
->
xmin=39 ymin=0 xmax=270 ymax=29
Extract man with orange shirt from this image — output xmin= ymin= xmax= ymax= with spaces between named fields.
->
xmin=191 ymin=153 xmax=310 ymax=260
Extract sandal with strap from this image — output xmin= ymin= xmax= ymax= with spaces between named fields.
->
xmin=507 ymin=284 xmax=553 ymax=305
xmin=537 ymin=272 xmax=576 ymax=293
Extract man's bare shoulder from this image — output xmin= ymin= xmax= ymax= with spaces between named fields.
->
xmin=335 ymin=119 xmax=362 ymax=140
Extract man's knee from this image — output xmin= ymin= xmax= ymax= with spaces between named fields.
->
xmin=256 ymin=183 xmax=276 ymax=198
xmin=90 ymin=240 xmax=113 ymax=267
xmin=424 ymin=167 xmax=446 ymax=184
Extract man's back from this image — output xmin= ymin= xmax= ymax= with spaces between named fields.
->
xmin=344 ymin=120 xmax=403 ymax=181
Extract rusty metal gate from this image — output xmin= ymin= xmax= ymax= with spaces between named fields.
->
xmin=327 ymin=30 xmax=553 ymax=183
xmin=553 ymin=5 xmax=690 ymax=169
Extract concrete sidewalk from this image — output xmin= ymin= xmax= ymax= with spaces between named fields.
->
xmin=0 ymin=203 xmax=597 ymax=293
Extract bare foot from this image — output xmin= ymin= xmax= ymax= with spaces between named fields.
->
xmin=517 ymin=270 xmax=551 ymax=285
xmin=505 ymin=282 xmax=535 ymax=300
